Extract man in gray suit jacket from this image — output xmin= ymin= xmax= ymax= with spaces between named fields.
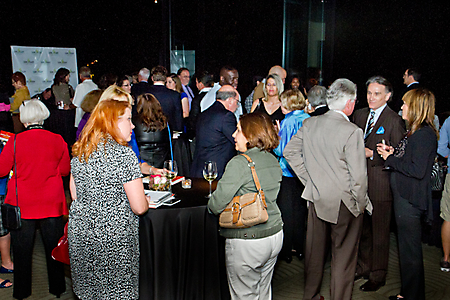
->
xmin=284 ymin=78 xmax=372 ymax=300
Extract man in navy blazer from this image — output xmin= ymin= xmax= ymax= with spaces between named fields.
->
xmin=190 ymin=85 xmax=239 ymax=179
xmin=147 ymin=66 xmax=183 ymax=132
xmin=131 ymin=68 xmax=152 ymax=99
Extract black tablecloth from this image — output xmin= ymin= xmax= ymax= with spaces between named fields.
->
xmin=139 ymin=178 xmax=230 ymax=300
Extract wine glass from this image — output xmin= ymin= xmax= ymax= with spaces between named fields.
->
xmin=203 ymin=161 xmax=218 ymax=198
xmin=163 ymin=160 xmax=178 ymax=195
xmin=380 ymin=139 xmax=392 ymax=170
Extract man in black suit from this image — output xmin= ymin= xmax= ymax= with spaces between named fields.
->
xmin=402 ymin=68 xmax=421 ymax=92
xmin=390 ymin=68 xmax=421 ymax=113
xmin=306 ymin=85 xmax=328 ymax=117
xmin=190 ymin=85 xmax=239 ymax=179
xmin=147 ymin=65 xmax=183 ymax=132
xmin=187 ymin=71 xmax=214 ymax=158
xmin=188 ymin=71 xmax=214 ymax=140
xmin=353 ymin=76 xmax=406 ymax=292
xmin=177 ymin=67 xmax=195 ymax=105
xmin=131 ymin=68 xmax=151 ymax=99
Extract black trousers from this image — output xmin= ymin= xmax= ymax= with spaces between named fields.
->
xmin=277 ymin=176 xmax=307 ymax=258
xmin=391 ymin=178 xmax=426 ymax=300
xmin=10 ymin=216 xmax=66 ymax=299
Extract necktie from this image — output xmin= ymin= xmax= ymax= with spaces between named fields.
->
xmin=364 ymin=110 xmax=375 ymax=140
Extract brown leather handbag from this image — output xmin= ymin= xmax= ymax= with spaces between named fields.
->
xmin=219 ymin=154 xmax=269 ymax=228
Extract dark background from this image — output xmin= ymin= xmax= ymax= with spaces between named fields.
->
xmin=1 ymin=0 xmax=449 ymax=116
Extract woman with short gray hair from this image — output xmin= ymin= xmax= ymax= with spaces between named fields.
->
xmin=0 ymin=99 xmax=70 ymax=299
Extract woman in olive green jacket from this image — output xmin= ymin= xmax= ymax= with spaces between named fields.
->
xmin=208 ymin=113 xmax=283 ymax=300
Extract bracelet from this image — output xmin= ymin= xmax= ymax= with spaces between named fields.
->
xmin=149 ymin=166 xmax=154 ymax=175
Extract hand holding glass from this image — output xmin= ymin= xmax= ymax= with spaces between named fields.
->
xmin=203 ymin=161 xmax=218 ymax=198
xmin=377 ymin=140 xmax=394 ymax=161
xmin=163 ymin=160 xmax=178 ymax=194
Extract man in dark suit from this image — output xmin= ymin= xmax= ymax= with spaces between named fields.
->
xmin=284 ymin=78 xmax=372 ymax=300
xmin=306 ymin=85 xmax=328 ymax=117
xmin=177 ymin=67 xmax=195 ymax=105
xmin=390 ymin=68 xmax=421 ymax=113
xmin=190 ymin=85 xmax=239 ymax=179
xmin=187 ymin=71 xmax=214 ymax=158
xmin=131 ymin=68 xmax=151 ymax=99
xmin=147 ymin=66 xmax=183 ymax=132
xmin=353 ymin=76 xmax=406 ymax=292
xmin=187 ymin=70 xmax=214 ymax=140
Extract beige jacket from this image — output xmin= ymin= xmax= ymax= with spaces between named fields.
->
xmin=284 ymin=110 xmax=372 ymax=224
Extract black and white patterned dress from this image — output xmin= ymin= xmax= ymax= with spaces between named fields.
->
xmin=69 ymin=139 xmax=142 ymax=299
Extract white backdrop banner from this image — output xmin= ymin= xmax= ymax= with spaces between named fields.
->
xmin=10 ymin=46 xmax=78 ymax=97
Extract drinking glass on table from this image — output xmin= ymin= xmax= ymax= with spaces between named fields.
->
xmin=203 ymin=161 xmax=218 ymax=198
xmin=163 ymin=160 xmax=178 ymax=195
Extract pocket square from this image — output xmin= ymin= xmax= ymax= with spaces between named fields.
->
xmin=376 ymin=126 xmax=385 ymax=134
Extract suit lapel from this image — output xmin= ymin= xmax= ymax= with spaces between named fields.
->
xmin=366 ymin=106 xmax=390 ymax=144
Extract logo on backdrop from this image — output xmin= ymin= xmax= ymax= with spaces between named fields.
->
xmin=11 ymin=46 xmax=78 ymax=93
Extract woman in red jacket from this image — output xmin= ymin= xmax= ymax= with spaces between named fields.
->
xmin=0 ymin=100 xmax=70 ymax=299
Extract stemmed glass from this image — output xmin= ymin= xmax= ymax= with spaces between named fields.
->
xmin=163 ymin=160 xmax=178 ymax=195
xmin=380 ymin=139 xmax=392 ymax=170
xmin=203 ymin=161 xmax=218 ymax=198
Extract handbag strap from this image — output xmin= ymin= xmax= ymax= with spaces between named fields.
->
xmin=240 ymin=153 xmax=263 ymax=193
xmin=167 ymin=123 xmax=174 ymax=161
xmin=14 ymin=134 xmax=18 ymax=206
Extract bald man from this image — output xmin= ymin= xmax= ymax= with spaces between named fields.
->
xmin=200 ymin=65 xmax=243 ymax=121
xmin=252 ymin=65 xmax=287 ymax=101
xmin=191 ymin=85 xmax=239 ymax=179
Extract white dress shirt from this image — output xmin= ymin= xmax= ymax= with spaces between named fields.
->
xmin=73 ymin=79 xmax=98 ymax=127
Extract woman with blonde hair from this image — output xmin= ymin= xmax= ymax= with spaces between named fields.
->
xmin=273 ymin=89 xmax=310 ymax=263
xmin=95 ymin=85 xmax=163 ymax=175
xmin=69 ymin=99 xmax=149 ymax=299
xmin=250 ymin=73 xmax=285 ymax=123
xmin=377 ymin=88 xmax=438 ymax=300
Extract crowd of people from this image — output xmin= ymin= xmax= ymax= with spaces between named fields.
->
xmin=0 ymin=63 xmax=446 ymax=300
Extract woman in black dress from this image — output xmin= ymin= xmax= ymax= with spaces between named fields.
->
xmin=250 ymin=73 xmax=285 ymax=123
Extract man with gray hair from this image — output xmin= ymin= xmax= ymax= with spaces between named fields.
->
xmin=306 ymin=85 xmax=328 ymax=116
xmin=191 ymin=85 xmax=239 ymax=179
xmin=284 ymin=79 xmax=372 ymax=300
xmin=131 ymin=67 xmax=151 ymax=99
xmin=352 ymin=76 xmax=405 ymax=292
xmin=73 ymin=66 xmax=98 ymax=128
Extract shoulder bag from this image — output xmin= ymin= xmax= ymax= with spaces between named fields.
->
xmin=1 ymin=134 xmax=22 ymax=230
xmin=219 ymin=154 xmax=269 ymax=228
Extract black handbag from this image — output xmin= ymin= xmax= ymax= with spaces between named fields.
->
xmin=1 ymin=135 xmax=21 ymax=230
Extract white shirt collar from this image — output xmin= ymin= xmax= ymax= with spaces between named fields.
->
xmin=333 ymin=110 xmax=350 ymax=121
